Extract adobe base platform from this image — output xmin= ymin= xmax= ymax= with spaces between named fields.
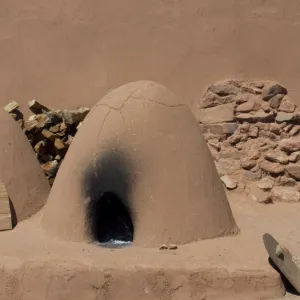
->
xmin=1 ymin=190 xmax=299 ymax=300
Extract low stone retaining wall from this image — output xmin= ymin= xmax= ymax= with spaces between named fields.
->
xmin=197 ymin=79 xmax=300 ymax=203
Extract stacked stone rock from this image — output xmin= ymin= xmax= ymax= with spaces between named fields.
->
xmin=4 ymin=100 xmax=89 ymax=186
xmin=197 ymin=79 xmax=300 ymax=203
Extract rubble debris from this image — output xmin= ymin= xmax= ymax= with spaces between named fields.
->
xmin=264 ymin=150 xmax=289 ymax=165
xmin=208 ymin=81 xmax=239 ymax=97
xmin=28 ymin=99 xmax=50 ymax=114
xmin=4 ymin=101 xmax=24 ymax=127
xmin=159 ymin=244 xmax=178 ymax=250
xmin=159 ymin=244 xmax=168 ymax=250
xmin=220 ymin=175 xmax=237 ymax=190
xmin=270 ymin=186 xmax=300 ymax=203
xmin=42 ymin=160 xmax=59 ymax=177
xmin=257 ymin=178 xmax=273 ymax=191
xmin=246 ymin=182 xmax=270 ymax=204
xmin=278 ymin=95 xmax=295 ymax=113
xmin=4 ymin=101 xmax=19 ymax=113
xmin=54 ymin=138 xmax=66 ymax=151
xmin=62 ymin=108 xmax=90 ymax=126
xmin=4 ymin=100 xmax=90 ymax=186
xmin=168 ymin=244 xmax=178 ymax=250
xmin=34 ymin=140 xmax=46 ymax=155
xmin=261 ymin=83 xmax=287 ymax=101
xmin=286 ymin=164 xmax=300 ymax=180
xmin=289 ymin=151 xmax=300 ymax=163
xmin=259 ymin=160 xmax=285 ymax=175
xmin=279 ymin=136 xmax=300 ymax=153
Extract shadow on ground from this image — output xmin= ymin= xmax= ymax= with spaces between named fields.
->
xmin=269 ymin=258 xmax=300 ymax=296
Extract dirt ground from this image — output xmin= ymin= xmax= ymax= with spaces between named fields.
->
xmin=1 ymin=188 xmax=300 ymax=299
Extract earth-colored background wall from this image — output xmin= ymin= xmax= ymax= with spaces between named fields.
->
xmin=1 ymin=0 xmax=300 ymax=113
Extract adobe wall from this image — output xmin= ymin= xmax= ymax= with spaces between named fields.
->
xmin=1 ymin=0 xmax=300 ymax=113
xmin=0 ymin=109 xmax=50 ymax=223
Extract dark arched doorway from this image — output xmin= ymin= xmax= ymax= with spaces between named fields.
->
xmin=89 ymin=192 xmax=134 ymax=248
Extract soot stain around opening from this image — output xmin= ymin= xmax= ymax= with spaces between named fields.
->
xmin=85 ymin=147 xmax=135 ymax=248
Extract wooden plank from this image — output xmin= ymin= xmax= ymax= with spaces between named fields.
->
xmin=263 ymin=233 xmax=300 ymax=294
xmin=0 ymin=181 xmax=12 ymax=230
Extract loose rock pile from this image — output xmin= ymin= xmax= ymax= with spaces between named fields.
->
xmin=197 ymin=79 xmax=300 ymax=203
xmin=4 ymin=100 xmax=89 ymax=186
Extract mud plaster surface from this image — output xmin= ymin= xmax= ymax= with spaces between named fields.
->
xmin=42 ymin=81 xmax=237 ymax=246
xmin=1 ymin=190 xmax=300 ymax=299
xmin=3 ymin=1 xmax=300 ymax=116
xmin=0 ymin=109 xmax=50 ymax=222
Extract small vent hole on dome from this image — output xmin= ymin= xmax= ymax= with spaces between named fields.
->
xmin=90 ymin=191 xmax=134 ymax=249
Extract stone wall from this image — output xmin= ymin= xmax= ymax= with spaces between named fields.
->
xmin=5 ymin=81 xmax=300 ymax=205
xmin=4 ymin=100 xmax=89 ymax=186
xmin=197 ymin=79 xmax=300 ymax=203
